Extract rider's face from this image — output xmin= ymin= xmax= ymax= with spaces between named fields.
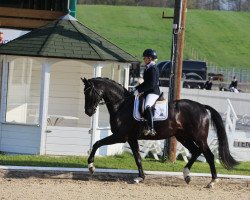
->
xmin=143 ymin=57 xmax=151 ymax=65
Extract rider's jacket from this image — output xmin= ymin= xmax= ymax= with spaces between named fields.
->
xmin=135 ymin=64 xmax=160 ymax=97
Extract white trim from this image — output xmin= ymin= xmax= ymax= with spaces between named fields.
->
xmin=94 ymin=63 xmax=102 ymax=76
xmin=123 ymin=63 xmax=130 ymax=89
xmin=1 ymin=122 xmax=40 ymax=127
xmin=117 ymin=64 xmax=122 ymax=83
xmin=0 ymin=56 xmax=8 ymax=123
xmin=90 ymin=64 xmax=102 ymax=151
xmin=39 ymin=59 xmax=51 ymax=155
xmin=111 ymin=63 xmax=115 ymax=80
xmin=0 ymin=56 xmax=5 ymax=149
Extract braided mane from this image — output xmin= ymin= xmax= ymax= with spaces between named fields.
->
xmin=91 ymin=77 xmax=131 ymax=96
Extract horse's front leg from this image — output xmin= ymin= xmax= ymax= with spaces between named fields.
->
xmin=88 ymin=135 xmax=124 ymax=175
xmin=128 ymin=139 xmax=145 ymax=183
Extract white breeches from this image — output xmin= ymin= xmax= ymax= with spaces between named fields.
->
xmin=144 ymin=94 xmax=160 ymax=109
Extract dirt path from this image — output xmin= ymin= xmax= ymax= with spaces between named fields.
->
xmin=0 ymin=173 xmax=249 ymax=200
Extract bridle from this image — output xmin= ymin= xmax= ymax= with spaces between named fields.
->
xmin=84 ymin=84 xmax=105 ymax=106
xmin=84 ymin=84 xmax=134 ymax=107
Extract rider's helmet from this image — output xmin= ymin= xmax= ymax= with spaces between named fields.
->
xmin=142 ymin=49 xmax=157 ymax=60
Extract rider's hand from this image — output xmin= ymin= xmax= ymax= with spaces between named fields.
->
xmin=133 ymin=90 xmax=139 ymax=96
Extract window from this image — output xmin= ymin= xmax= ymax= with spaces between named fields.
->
xmin=6 ymin=58 xmax=42 ymax=124
xmin=0 ymin=0 xmax=68 ymax=11
xmin=101 ymin=63 xmax=126 ymax=85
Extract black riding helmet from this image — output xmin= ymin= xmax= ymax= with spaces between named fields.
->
xmin=143 ymin=49 xmax=157 ymax=60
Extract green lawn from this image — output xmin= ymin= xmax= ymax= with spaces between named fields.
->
xmin=0 ymin=152 xmax=249 ymax=176
xmin=77 ymin=5 xmax=250 ymax=69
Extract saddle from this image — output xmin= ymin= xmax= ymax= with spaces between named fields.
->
xmin=133 ymin=92 xmax=168 ymax=121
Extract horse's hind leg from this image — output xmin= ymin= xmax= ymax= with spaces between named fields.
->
xmin=177 ymin=138 xmax=201 ymax=184
xmin=200 ymin=144 xmax=218 ymax=188
xmin=181 ymin=139 xmax=219 ymax=188
xmin=128 ymin=139 xmax=145 ymax=183
xmin=88 ymin=135 xmax=124 ymax=175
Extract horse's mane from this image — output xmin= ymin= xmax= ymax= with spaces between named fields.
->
xmin=90 ymin=77 xmax=131 ymax=96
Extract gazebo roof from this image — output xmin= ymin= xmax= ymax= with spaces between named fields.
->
xmin=0 ymin=14 xmax=138 ymax=62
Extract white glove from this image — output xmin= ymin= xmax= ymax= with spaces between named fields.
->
xmin=134 ymin=90 xmax=139 ymax=96
xmin=131 ymin=87 xmax=136 ymax=91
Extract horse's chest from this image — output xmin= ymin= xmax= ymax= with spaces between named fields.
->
xmin=109 ymin=116 xmax=122 ymax=130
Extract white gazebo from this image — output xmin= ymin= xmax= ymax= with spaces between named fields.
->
xmin=0 ymin=15 xmax=138 ymax=156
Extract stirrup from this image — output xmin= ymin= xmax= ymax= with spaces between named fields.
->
xmin=143 ymin=129 xmax=150 ymax=136
xmin=149 ymin=129 xmax=156 ymax=136
xmin=143 ymin=128 xmax=156 ymax=136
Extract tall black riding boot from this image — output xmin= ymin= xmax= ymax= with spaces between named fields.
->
xmin=144 ymin=106 xmax=156 ymax=136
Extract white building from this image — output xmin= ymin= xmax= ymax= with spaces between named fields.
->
xmin=0 ymin=15 xmax=138 ymax=156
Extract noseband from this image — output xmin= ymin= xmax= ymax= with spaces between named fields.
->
xmin=84 ymin=84 xmax=105 ymax=106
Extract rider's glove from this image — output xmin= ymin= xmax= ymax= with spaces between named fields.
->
xmin=133 ymin=90 xmax=139 ymax=96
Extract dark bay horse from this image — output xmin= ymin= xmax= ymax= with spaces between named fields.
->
xmin=81 ymin=77 xmax=238 ymax=188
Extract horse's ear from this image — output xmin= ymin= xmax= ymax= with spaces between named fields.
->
xmin=81 ymin=77 xmax=90 ymax=85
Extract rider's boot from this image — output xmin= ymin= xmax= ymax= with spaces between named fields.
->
xmin=143 ymin=106 xmax=156 ymax=136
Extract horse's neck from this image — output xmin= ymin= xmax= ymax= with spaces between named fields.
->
xmin=102 ymin=86 xmax=127 ymax=114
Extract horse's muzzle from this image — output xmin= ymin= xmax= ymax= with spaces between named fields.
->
xmin=85 ymin=108 xmax=95 ymax=117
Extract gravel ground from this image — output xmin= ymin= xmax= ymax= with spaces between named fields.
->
xmin=0 ymin=170 xmax=249 ymax=200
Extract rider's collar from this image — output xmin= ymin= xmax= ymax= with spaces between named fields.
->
xmin=146 ymin=61 xmax=156 ymax=69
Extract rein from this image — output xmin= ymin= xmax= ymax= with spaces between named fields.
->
xmin=100 ymin=94 xmax=134 ymax=105
xmin=84 ymin=84 xmax=134 ymax=106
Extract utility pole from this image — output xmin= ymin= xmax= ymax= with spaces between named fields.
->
xmin=162 ymin=0 xmax=187 ymax=162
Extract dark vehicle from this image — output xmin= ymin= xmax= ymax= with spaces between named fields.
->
xmin=157 ymin=60 xmax=207 ymax=89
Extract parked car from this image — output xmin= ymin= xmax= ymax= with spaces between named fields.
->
xmin=157 ymin=60 xmax=207 ymax=89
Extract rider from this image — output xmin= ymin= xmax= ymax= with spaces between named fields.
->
xmin=229 ymin=76 xmax=238 ymax=92
xmin=204 ymin=77 xmax=213 ymax=90
xmin=134 ymin=49 xmax=160 ymax=136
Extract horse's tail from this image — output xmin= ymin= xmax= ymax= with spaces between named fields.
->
xmin=205 ymin=105 xmax=239 ymax=169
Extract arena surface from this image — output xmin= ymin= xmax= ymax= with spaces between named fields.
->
xmin=0 ymin=169 xmax=249 ymax=200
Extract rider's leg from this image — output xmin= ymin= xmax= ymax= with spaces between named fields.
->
xmin=144 ymin=106 xmax=156 ymax=136
xmin=144 ymin=94 xmax=159 ymax=136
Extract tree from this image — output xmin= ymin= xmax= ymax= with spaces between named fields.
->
xmin=241 ymin=0 xmax=250 ymax=11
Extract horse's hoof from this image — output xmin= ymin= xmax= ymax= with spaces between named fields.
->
xmin=89 ymin=167 xmax=95 ymax=175
xmin=206 ymin=183 xmax=213 ymax=189
xmin=206 ymin=178 xmax=219 ymax=189
xmin=133 ymin=177 xmax=144 ymax=184
xmin=88 ymin=163 xmax=95 ymax=175
xmin=183 ymin=167 xmax=191 ymax=184
xmin=185 ymin=176 xmax=191 ymax=184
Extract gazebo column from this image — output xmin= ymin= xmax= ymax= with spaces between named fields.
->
xmin=89 ymin=64 xmax=102 ymax=152
xmin=0 ymin=56 xmax=8 ymax=122
xmin=39 ymin=59 xmax=51 ymax=155
xmin=122 ymin=63 xmax=130 ymax=89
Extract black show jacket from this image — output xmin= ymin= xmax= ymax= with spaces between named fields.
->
xmin=135 ymin=65 xmax=160 ymax=97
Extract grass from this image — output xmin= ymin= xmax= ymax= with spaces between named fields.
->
xmin=76 ymin=5 xmax=250 ymax=69
xmin=0 ymin=152 xmax=249 ymax=176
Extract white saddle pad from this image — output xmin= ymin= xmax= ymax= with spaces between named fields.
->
xmin=133 ymin=96 xmax=168 ymax=121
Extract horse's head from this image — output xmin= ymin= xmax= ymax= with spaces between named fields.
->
xmin=81 ymin=77 xmax=103 ymax=117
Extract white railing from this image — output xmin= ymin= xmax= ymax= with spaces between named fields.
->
xmin=225 ymin=98 xmax=238 ymax=134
